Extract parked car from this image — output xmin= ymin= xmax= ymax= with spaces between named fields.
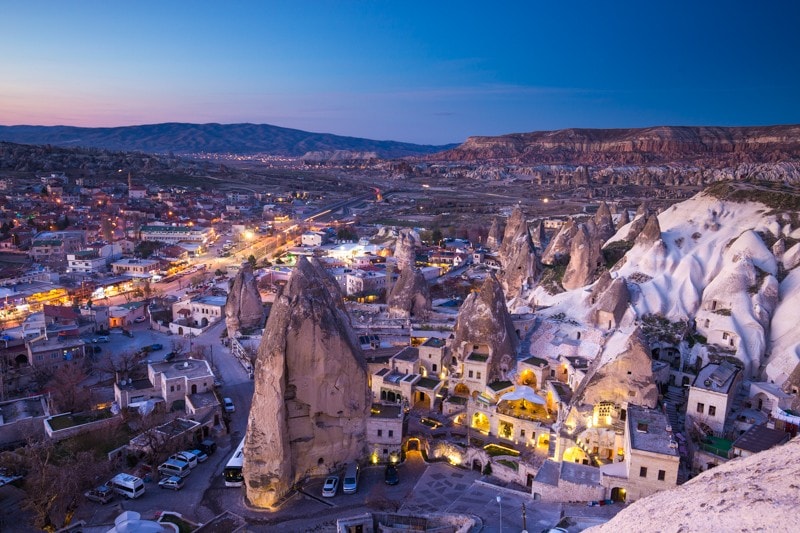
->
xmin=158 ymin=475 xmax=185 ymax=491
xmin=384 ymin=464 xmax=399 ymax=485
xmin=92 ymin=336 xmax=109 ymax=343
xmin=93 ymin=345 xmax=102 ymax=353
xmin=199 ymin=439 xmax=217 ymax=456
xmin=134 ymin=316 xmax=147 ymax=323
xmin=164 ymin=351 xmax=176 ymax=362
xmin=186 ymin=449 xmax=208 ymax=463
xmin=170 ymin=451 xmax=198 ymax=469
xmin=223 ymin=397 xmax=235 ymax=413
xmin=321 ymin=475 xmax=339 ymax=497
xmin=149 ymin=343 xmax=163 ymax=351
xmin=84 ymin=485 xmax=114 ymax=504
xmin=122 ymin=329 xmax=133 ymax=338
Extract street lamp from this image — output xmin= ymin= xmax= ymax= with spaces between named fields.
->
xmin=496 ymin=495 xmax=503 ymax=533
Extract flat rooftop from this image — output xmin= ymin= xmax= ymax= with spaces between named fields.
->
xmin=627 ymin=404 xmax=679 ymax=457
xmin=151 ymin=359 xmax=213 ymax=380
xmin=392 ymin=346 xmax=418 ymax=362
xmin=422 ymin=337 xmax=446 ymax=348
xmin=370 ymin=403 xmax=402 ymax=419
xmin=693 ymin=362 xmax=740 ymax=394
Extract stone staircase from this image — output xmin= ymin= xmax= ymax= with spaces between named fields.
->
xmin=663 ymin=385 xmax=686 ymax=432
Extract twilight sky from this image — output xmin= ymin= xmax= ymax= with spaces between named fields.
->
xmin=1 ymin=1 xmax=798 ymax=144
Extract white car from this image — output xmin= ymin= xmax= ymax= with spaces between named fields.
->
xmin=170 ymin=451 xmax=198 ymax=469
xmin=158 ymin=476 xmax=185 ymax=491
xmin=321 ymin=476 xmax=339 ymax=497
xmin=223 ymin=397 xmax=235 ymax=413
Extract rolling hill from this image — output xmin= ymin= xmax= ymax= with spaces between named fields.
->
xmin=0 ymin=123 xmax=456 ymax=159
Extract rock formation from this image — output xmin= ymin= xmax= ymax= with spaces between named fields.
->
xmin=588 ymin=273 xmax=630 ymax=329
xmin=530 ymin=220 xmax=546 ymax=250
xmin=498 ymin=206 xmax=527 ymax=262
xmin=486 ymin=217 xmax=504 ymax=250
xmin=386 ymin=267 xmax=431 ymax=319
xmin=561 ymin=223 xmax=604 ymax=290
xmin=572 ymin=329 xmax=658 ymax=409
xmin=433 ymin=125 xmax=800 ymax=167
xmin=224 ymin=262 xmax=265 ymax=337
xmin=634 ymin=214 xmax=663 ymax=247
xmin=593 ymin=201 xmax=615 ymax=242
xmin=541 ymin=218 xmax=577 ymax=266
xmin=452 ymin=274 xmax=519 ymax=383
xmin=244 ymin=257 xmax=369 ymax=509
xmin=615 ymin=208 xmax=630 ymax=230
xmin=393 ymin=228 xmax=417 ymax=272
xmin=587 ymin=436 xmax=800 ymax=533
xmin=498 ymin=207 xmax=540 ymax=297
xmin=623 ymin=210 xmax=651 ymax=242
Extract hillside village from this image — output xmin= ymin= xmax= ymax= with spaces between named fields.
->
xmin=1 ymin=164 xmax=799 ymax=531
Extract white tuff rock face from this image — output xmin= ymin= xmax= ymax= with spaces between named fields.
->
xmin=224 ymin=262 xmax=265 ymax=338
xmin=587 ymin=436 xmax=800 ymax=533
xmin=243 ymin=257 xmax=369 ymax=509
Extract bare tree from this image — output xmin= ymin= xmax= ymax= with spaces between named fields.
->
xmin=47 ymin=364 xmax=90 ymax=413
xmin=94 ymin=350 xmax=143 ymax=383
xmin=0 ymin=438 xmax=111 ymax=531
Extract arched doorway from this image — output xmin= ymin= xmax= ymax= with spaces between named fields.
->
xmin=611 ymin=487 xmax=627 ymax=502
xmin=415 ymin=391 xmax=431 ymax=410
xmin=406 ymin=438 xmax=420 ymax=451
xmin=178 ymin=326 xmax=184 ymax=336
xmin=519 ymin=369 xmax=537 ymax=388
xmin=191 ymin=384 xmax=197 ymax=394
xmin=471 ymin=412 xmax=490 ymax=433
xmin=472 ymin=459 xmax=482 ymax=472
xmin=454 ymin=383 xmax=470 ymax=397
xmin=201 ymin=317 xmax=209 ymax=327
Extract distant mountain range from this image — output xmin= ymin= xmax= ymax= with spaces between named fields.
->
xmin=433 ymin=124 xmax=800 ymax=166
xmin=0 ymin=123 xmax=456 ymax=159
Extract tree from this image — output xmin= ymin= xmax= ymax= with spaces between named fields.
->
xmin=0 ymin=438 xmax=111 ymax=531
xmin=47 ymin=364 xmax=90 ymax=413
xmin=247 ymin=254 xmax=257 ymax=268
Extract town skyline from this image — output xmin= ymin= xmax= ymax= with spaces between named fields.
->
xmin=2 ymin=1 xmax=799 ymax=144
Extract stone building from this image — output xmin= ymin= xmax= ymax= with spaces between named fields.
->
xmin=686 ymin=362 xmax=742 ymax=436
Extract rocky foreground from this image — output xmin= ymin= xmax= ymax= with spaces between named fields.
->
xmin=587 ymin=436 xmax=800 ymax=533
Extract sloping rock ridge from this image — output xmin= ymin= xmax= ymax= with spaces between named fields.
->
xmin=434 ymin=125 xmax=800 ymax=166
xmin=244 ymin=257 xmax=369 ymax=508
xmin=587 ymin=436 xmax=800 ymax=533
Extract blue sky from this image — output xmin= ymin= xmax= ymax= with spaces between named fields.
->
xmin=1 ymin=1 xmax=798 ymax=144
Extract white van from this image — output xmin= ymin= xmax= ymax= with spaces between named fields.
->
xmin=342 ymin=463 xmax=360 ymax=494
xmin=158 ymin=458 xmax=191 ymax=478
xmin=109 ymin=473 xmax=145 ymax=499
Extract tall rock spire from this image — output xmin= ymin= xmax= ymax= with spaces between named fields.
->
xmin=244 ymin=257 xmax=369 ymax=508
xmin=452 ymin=274 xmax=519 ymax=383
xmin=224 ymin=262 xmax=265 ymax=338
